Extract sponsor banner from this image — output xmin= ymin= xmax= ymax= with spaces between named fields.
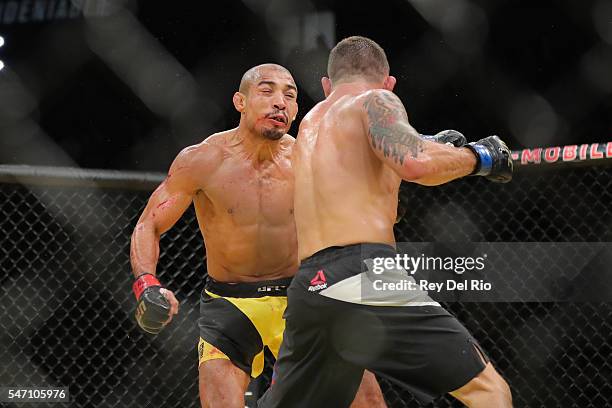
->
xmin=511 ymin=141 xmax=612 ymax=166
xmin=359 ymin=242 xmax=612 ymax=302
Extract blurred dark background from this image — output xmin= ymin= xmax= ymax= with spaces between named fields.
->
xmin=0 ymin=0 xmax=611 ymax=172
xmin=1 ymin=2 xmax=612 ymax=407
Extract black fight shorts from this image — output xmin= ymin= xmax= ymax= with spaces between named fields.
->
xmin=259 ymin=243 xmax=488 ymax=407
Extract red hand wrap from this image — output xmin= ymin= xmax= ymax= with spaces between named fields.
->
xmin=133 ymin=273 xmax=161 ymax=300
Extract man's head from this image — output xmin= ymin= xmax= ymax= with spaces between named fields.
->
xmin=322 ymin=36 xmax=396 ymax=96
xmin=233 ymin=63 xmax=298 ymax=141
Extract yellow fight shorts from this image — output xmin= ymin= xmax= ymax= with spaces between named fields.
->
xmin=197 ymin=276 xmax=292 ymax=378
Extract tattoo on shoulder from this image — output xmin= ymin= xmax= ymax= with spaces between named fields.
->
xmin=363 ymin=91 xmax=423 ymax=164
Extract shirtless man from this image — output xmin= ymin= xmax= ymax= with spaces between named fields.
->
xmin=129 ymin=63 xmax=386 ymax=408
xmin=259 ymin=37 xmax=514 ymax=407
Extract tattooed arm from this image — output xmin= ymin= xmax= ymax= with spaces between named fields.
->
xmin=362 ymin=89 xmax=476 ymax=186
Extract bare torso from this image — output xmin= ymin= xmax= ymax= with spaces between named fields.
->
xmin=294 ymin=90 xmax=401 ymax=260
xmin=194 ymin=130 xmax=298 ymax=282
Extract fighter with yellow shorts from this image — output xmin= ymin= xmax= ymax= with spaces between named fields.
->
xmin=198 ymin=277 xmax=291 ymax=378
xmin=129 ymin=64 xmax=387 ymax=408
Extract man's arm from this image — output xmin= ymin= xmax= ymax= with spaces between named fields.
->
xmin=129 ymin=143 xmax=218 ymax=334
xmin=362 ymin=89 xmax=476 ymax=186
xmin=130 ymin=148 xmax=198 ymax=277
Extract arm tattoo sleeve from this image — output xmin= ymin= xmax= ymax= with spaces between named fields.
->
xmin=364 ymin=91 xmax=423 ymax=164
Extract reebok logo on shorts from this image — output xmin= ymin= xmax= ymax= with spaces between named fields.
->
xmin=308 ymin=270 xmax=328 ymax=292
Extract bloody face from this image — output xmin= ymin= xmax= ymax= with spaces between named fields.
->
xmin=243 ymin=68 xmax=298 ymax=140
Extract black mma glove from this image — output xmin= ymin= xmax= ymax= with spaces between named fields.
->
xmin=421 ymin=129 xmax=467 ymax=147
xmin=465 ymin=135 xmax=513 ymax=183
xmin=133 ymin=273 xmax=171 ymax=334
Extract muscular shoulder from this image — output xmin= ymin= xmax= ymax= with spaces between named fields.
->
xmin=281 ymin=133 xmax=296 ymax=143
xmin=274 ymin=134 xmax=295 ymax=162
xmin=173 ymin=139 xmax=223 ymax=172
xmin=167 ymin=135 xmax=226 ymax=191
xmin=323 ymin=91 xmax=400 ymax=125
xmin=280 ymin=134 xmax=296 ymax=148
xmin=359 ymin=89 xmax=407 ymax=117
xmin=358 ymin=89 xmax=410 ymax=132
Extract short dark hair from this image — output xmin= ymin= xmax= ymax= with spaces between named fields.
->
xmin=327 ymin=36 xmax=389 ymax=84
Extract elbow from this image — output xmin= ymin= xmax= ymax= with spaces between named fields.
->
xmin=414 ymin=179 xmax=445 ymax=187
xmin=132 ymin=219 xmax=147 ymax=237
xmin=132 ymin=218 xmax=159 ymax=242
xmin=399 ymin=160 xmax=444 ymax=186
xmin=399 ymin=159 xmax=430 ymax=182
xmin=131 ymin=222 xmax=144 ymax=247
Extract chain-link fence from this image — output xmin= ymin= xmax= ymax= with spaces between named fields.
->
xmin=1 ymin=161 xmax=611 ymax=407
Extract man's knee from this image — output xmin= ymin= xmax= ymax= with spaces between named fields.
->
xmin=451 ymin=363 xmax=512 ymax=407
xmin=483 ymin=368 xmax=512 ymax=403
xmin=199 ymin=359 xmax=249 ymax=408
xmin=200 ymin=390 xmax=244 ymax=408
xmin=350 ymin=371 xmax=387 ymax=408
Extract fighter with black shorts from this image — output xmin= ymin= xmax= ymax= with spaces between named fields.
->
xmin=129 ymin=63 xmax=386 ymax=408
xmin=259 ymin=37 xmax=513 ymax=407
